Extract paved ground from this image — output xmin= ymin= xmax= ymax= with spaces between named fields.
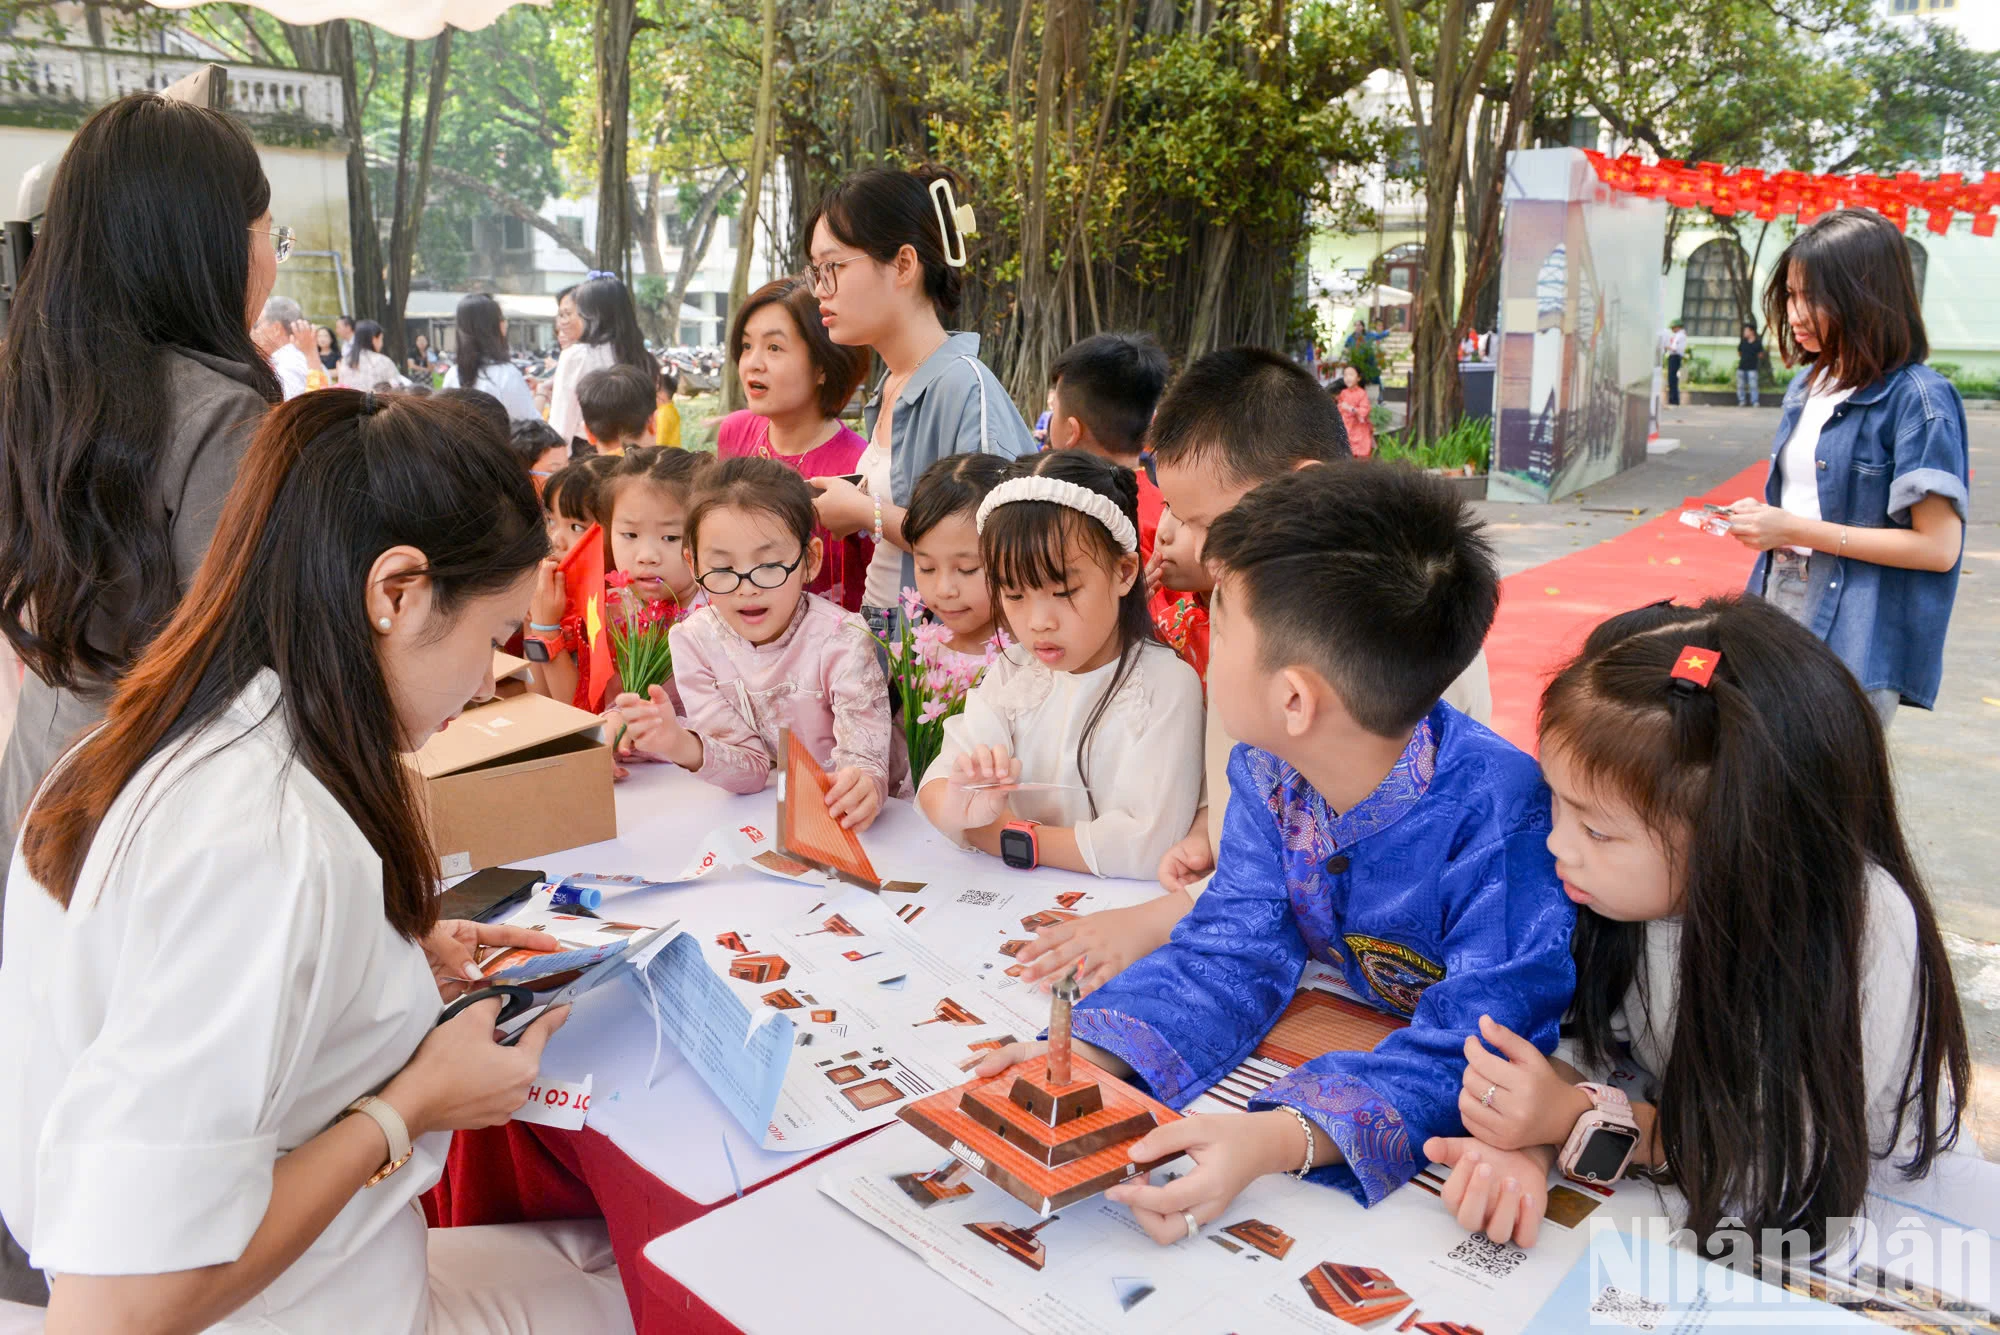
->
xmin=1472 ymin=402 xmax=2000 ymax=1157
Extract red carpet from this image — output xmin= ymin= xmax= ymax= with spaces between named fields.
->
xmin=1484 ymin=462 xmax=1768 ymax=751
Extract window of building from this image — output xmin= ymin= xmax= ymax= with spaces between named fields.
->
xmin=1680 ymin=238 xmax=1747 ymax=337
xmin=665 ymin=212 xmax=688 ymax=247
xmin=1906 ymin=238 xmax=1928 ymax=302
xmin=502 ymin=216 xmax=528 ymax=252
xmin=558 ymin=216 xmax=585 ymax=245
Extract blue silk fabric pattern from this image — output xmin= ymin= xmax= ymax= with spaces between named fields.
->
xmin=1072 ymin=703 xmax=1575 ymax=1206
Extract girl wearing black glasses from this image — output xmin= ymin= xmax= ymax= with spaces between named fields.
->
xmin=615 ymin=456 xmax=894 ymax=831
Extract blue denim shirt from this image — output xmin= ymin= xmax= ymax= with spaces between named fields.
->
xmin=1749 ymin=363 xmax=1969 ymax=709
xmin=862 ymin=332 xmax=1035 ymax=597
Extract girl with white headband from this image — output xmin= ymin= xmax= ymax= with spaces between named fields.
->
xmin=920 ymin=453 xmax=1204 ymax=935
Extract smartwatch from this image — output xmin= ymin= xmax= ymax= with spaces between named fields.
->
xmin=1557 ymin=1082 xmax=1641 ymax=1186
xmin=522 ymin=630 xmax=564 ymax=663
xmin=999 ymin=820 xmax=1040 ymax=871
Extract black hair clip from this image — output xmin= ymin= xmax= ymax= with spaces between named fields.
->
xmin=359 ymin=390 xmax=380 ymax=416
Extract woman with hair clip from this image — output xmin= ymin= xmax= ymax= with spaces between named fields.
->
xmin=442 ymin=292 xmax=538 ymax=422
xmin=0 ymin=391 xmax=636 ymax=1333
xmin=548 ymin=273 xmax=654 ymax=445
xmin=1722 ymin=208 xmax=1969 ymax=723
xmin=802 ymin=166 xmax=1036 ymax=637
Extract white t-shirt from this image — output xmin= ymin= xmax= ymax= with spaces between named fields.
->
xmin=548 ymin=341 xmax=620 ymax=444
xmin=1563 ymin=863 xmax=1921 ymax=1159
xmin=271 ymin=342 xmax=312 ymax=400
xmin=442 ymin=359 xmax=540 ymax=423
xmin=922 ymin=641 xmax=1205 ymax=879
xmin=857 ymin=436 xmax=900 ymax=611
xmin=1776 ymin=379 xmax=1856 ymax=551
xmin=0 ymin=671 xmax=447 ymax=1333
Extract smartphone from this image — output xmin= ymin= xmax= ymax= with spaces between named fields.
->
xmin=437 ymin=865 xmax=545 ymax=923
xmin=834 ymin=472 xmax=865 ymax=486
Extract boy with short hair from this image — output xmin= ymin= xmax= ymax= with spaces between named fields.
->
xmin=1015 ymin=347 xmax=1493 ymax=989
xmin=576 ymin=364 xmax=658 ymax=454
xmin=1045 ymin=332 xmax=1171 ymax=559
xmin=976 ymin=465 xmax=1572 ymax=1231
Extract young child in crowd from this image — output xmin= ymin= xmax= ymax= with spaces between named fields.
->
xmin=1427 ymin=594 xmax=1967 ymax=1251
xmin=1043 ymin=332 xmax=1171 ymax=561
xmin=971 ymin=464 xmax=1573 ymax=1235
xmin=617 ymin=456 xmax=893 ymax=829
xmin=919 ymin=451 xmax=1204 ymax=890
xmin=653 ymin=362 xmax=682 ymax=448
xmin=576 ymin=364 xmax=659 ymax=454
xmin=1147 ymin=506 xmax=1211 ymax=681
xmin=510 ymin=418 xmax=568 ymax=499
xmin=529 ymin=447 xmax=706 ymax=710
xmin=904 ymin=452 xmax=1014 ymax=667
xmin=1334 ymin=362 xmax=1375 ymax=458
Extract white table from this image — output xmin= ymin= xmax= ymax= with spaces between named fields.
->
xmin=507 ymin=761 xmax=1158 ymax=1207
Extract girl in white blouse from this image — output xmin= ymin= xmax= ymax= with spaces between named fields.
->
xmin=920 ymin=451 xmax=1204 ymax=888
xmin=0 ymin=391 xmax=633 ymax=1333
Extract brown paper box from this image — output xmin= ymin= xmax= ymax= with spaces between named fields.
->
xmin=408 ymin=689 xmax=615 ymax=877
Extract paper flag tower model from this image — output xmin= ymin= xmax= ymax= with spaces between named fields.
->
xmin=898 ymin=969 xmax=1181 ymax=1216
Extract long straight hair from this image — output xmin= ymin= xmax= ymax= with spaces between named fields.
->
xmin=1540 ymin=595 xmax=1967 ymax=1245
xmin=22 ymin=392 xmax=548 ymax=940
xmin=346 ymin=319 xmax=385 ymax=369
xmin=0 ymin=93 xmax=280 ymax=690
xmin=572 ymin=275 xmax=653 ymax=375
xmin=1763 ymin=208 xmax=1928 ymax=393
xmin=454 ymin=292 xmax=512 ymax=393
xmin=980 ymin=451 xmax=1156 ymax=817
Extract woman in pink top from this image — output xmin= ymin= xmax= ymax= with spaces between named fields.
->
xmin=1334 ymin=363 xmax=1375 ymax=458
xmin=717 ymin=276 xmax=874 ymax=611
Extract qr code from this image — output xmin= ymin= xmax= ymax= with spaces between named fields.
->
xmin=1446 ymin=1231 xmax=1526 ymax=1279
xmin=1588 ymin=1285 xmax=1665 ymax=1330
xmin=956 ymin=888 xmax=1002 ymax=907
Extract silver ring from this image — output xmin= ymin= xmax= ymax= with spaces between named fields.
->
xmin=1481 ymin=1083 xmax=1497 ymax=1109
xmin=1182 ymin=1210 xmax=1199 ymax=1241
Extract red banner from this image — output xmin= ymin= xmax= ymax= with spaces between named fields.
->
xmin=1580 ymin=150 xmax=2000 ymax=238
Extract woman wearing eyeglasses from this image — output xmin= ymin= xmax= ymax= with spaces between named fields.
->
xmin=800 ymin=166 xmax=1036 ymax=639
xmin=0 ymin=91 xmax=288 ymax=1305
xmin=547 ymin=274 xmax=654 ymax=446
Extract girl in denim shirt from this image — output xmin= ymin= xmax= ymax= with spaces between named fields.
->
xmin=1723 ymin=209 xmax=1969 ymax=723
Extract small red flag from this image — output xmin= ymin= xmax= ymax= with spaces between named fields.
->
xmin=560 ymin=523 xmax=615 ymax=710
xmin=1670 ymin=645 xmax=1720 ymax=689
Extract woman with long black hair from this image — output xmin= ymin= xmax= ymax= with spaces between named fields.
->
xmin=0 ymin=93 xmax=281 ymax=912
xmin=547 ymin=273 xmax=653 ymax=444
xmin=441 ymin=292 xmax=537 ymax=422
xmin=0 ymin=391 xmax=634 ymax=1331
xmin=338 ymin=319 xmax=405 ymax=393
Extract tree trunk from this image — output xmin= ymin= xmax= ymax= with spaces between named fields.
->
xmin=632 ymin=170 xmax=668 ymax=343
xmin=1454 ymin=0 xmax=1553 ymax=359
xmin=384 ymin=30 xmax=453 ymax=366
xmin=723 ymin=0 xmax=779 ymax=413
xmin=669 ymin=170 xmax=738 ymax=348
xmin=328 ymin=21 xmax=384 ymax=322
xmin=594 ymin=0 xmax=638 ymax=277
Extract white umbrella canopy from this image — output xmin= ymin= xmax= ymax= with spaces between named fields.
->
xmin=148 ymin=0 xmax=544 ymax=40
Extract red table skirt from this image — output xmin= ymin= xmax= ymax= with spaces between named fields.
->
xmin=426 ymin=1121 xmax=851 ymax=1335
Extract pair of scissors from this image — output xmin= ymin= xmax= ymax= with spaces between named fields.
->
xmin=437 ymin=921 xmax=677 ymax=1047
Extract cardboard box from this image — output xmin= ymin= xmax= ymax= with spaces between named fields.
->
xmin=409 ymin=687 xmax=615 ymax=878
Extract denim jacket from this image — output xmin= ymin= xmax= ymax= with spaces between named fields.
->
xmin=863 ymin=332 xmax=1034 ymax=598
xmin=1748 ymin=362 xmax=1969 ymax=709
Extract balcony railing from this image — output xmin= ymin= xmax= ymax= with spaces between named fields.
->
xmin=0 ymin=42 xmax=344 ymax=135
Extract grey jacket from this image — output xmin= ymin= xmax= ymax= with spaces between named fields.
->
xmin=0 ymin=348 xmax=271 ymax=901
xmin=867 ymin=332 xmax=1036 ymax=598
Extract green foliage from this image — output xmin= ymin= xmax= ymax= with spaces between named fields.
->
xmin=1928 ymin=361 xmax=2000 ymax=399
xmin=1376 ymin=415 xmax=1492 ymax=472
xmin=1836 ymin=23 xmax=2000 ymax=174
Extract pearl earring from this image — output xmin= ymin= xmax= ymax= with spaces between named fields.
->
xmin=377 ymin=617 xmax=392 ymax=632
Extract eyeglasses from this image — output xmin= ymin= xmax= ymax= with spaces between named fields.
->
xmin=804 ymin=257 xmax=860 ymax=297
xmin=251 ymin=224 xmax=295 ymax=264
xmin=695 ymin=550 xmax=808 ymax=596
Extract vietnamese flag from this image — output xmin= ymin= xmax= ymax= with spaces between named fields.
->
xmin=559 ymin=523 xmax=615 ymax=710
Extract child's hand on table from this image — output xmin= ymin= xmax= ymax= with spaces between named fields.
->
xmin=826 ymin=767 xmax=882 ymax=832
xmin=1105 ymin=1112 xmax=1310 ymax=1245
xmin=1018 ymin=901 xmax=1175 ymax=995
xmin=1423 ymin=1137 xmax=1552 ymax=1249
xmin=613 ymin=685 xmax=695 ymax=770
xmin=1157 ymin=827 xmax=1214 ymax=893
xmin=1458 ymin=1014 xmax=1591 ymax=1151
xmin=937 ymin=745 xmax=1022 ymax=830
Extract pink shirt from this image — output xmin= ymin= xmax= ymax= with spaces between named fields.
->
xmin=1336 ymin=386 xmax=1375 ymax=458
xmin=716 ymin=411 xmax=873 ymax=612
xmin=668 ymin=591 xmax=893 ymax=797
